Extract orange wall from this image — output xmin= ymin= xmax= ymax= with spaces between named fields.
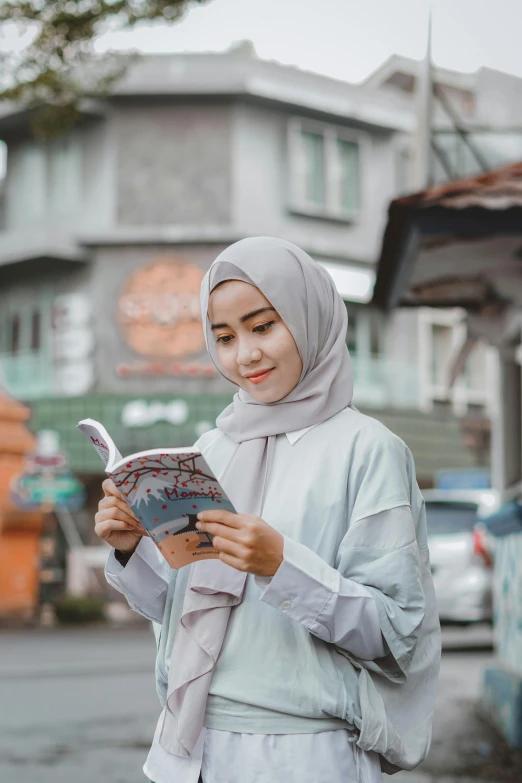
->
xmin=0 ymin=531 xmax=40 ymax=617
xmin=0 ymin=394 xmax=42 ymax=619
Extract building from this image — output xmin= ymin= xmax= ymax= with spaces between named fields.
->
xmin=0 ymin=47 xmax=509 ymax=502
xmin=372 ymin=161 xmax=522 ymax=749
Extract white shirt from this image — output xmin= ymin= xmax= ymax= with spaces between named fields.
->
xmin=106 ymin=425 xmax=386 ymax=783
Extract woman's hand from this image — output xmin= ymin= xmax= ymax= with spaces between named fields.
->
xmin=94 ymin=478 xmax=147 ymax=553
xmin=195 ymin=510 xmax=284 ymax=577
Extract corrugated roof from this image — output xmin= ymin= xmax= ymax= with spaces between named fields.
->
xmin=396 ymin=161 xmax=522 ymax=211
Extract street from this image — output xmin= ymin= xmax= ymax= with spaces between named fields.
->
xmin=1 ymin=625 xmax=521 ymax=783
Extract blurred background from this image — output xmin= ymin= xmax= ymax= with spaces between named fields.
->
xmin=0 ymin=0 xmax=522 ymax=780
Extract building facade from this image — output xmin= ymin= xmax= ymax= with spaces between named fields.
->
xmin=1 ymin=48 xmax=512 ymax=492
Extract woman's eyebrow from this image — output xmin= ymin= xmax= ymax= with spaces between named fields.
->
xmin=210 ymin=307 xmax=276 ymax=331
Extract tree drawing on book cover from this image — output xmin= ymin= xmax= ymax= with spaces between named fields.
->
xmin=112 ymin=452 xmax=234 ymax=567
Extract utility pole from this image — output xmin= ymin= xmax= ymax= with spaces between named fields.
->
xmin=412 ymin=8 xmax=433 ymax=191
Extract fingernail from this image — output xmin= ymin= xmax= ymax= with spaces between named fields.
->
xmin=197 ymin=513 xmax=202 ymax=520
xmin=195 ymin=522 xmax=201 ymax=530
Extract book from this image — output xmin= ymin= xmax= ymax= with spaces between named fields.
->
xmin=77 ymin=418 xmax=235 ymax=569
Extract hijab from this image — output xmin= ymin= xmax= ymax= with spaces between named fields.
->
xmin=160 ymin=236 xmax=355 ymax=757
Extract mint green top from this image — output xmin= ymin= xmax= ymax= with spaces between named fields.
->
xmin=107 ymin=408 xmax=441 ymax=773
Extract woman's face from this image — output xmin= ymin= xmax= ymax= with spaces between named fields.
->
xmin=208 ymin=280 xmax=303 ymax=403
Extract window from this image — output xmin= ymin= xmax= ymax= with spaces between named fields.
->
xmin=337 ymin=138 xmax=359 ymax=212
xmin=433 ymin=131 xmax=522 ymax=182
xmin=0 ymin=287 xmax=54 ymax=357
xmin=289 ymin=120 xmax=362 ymax=219
xmin=10 ymin=314 xmax=20 ymax=355
xmin=31 ymin=311 xmax=41 ymax=351
xmin=425 ymin=502 xmax=478 ymax=535
xmin=301 ymin=130 xmax=325 ymax=205
xmin=7 ymin=134 xmax=83 ymax=227
xmin=369 ymin=311 xmax=382 ymax=356
xmin=12 ymin=142 xmax=47 ymax=225
xmin=49 ymin=134 xmax=83 ymax=213
xmin=345 ymin=305 xmax=358 ymax=355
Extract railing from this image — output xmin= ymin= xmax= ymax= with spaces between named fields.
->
xmin=351 ymin=355 xmax=419 ymax=410
xmin=0 ymin=352 xmax=54 ymax=399
xmin=0 ymin=351 xmax=421 ymax=410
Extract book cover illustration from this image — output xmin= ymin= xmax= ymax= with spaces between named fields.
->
xmin=77 ymin=419 xmax=235 ymax=569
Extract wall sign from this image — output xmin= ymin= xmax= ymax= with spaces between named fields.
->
xmin=122 ymin=399 xmax=190 ymax=428
xmin=116 ymin=257 xmax=216 ymax=378
xmin=119 ymin=258 xmax=206 ymax=359
xmin=52 ymin=293 xmax=95 ymax=395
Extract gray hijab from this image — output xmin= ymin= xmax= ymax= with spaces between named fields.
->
xmin=203 ymin=235 xmax=354 ymax=445
xmin=160 ymin=236 xmax=355 ymax=758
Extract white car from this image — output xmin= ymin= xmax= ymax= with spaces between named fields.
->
xmin=422 ymin=489 xmax=500 ymax=624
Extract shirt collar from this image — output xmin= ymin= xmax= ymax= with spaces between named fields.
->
xmin=285 ymin=423 xmax=318 ymax=446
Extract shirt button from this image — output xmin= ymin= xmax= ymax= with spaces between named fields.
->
xmin=281 ymin=599 xmax=292 ymax=611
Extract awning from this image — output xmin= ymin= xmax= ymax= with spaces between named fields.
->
xmin=372 ymin=161 xmax=522 ymax=311
xmin=317 ymin=261 xmax=375 ymax=303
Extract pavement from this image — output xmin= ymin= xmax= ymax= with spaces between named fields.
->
xmin=1 ymin=623 xmax=521 ymax=782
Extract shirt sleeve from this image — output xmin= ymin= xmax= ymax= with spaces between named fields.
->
xmin=105 ymin=535 xmax=171 ymax=624
xmin=336 ymin=431 xmax=427 ymax=682
xmin=257 ymin=535 xmax=387 ymax=661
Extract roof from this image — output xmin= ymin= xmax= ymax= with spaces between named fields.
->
xmin=394 ymin=161 xmax=522 ymax=211
xmin=373 ymin=161 xmax=522 ymax=310
xmin=361 ymin=54 xmax=477 ymax=93
xmin=0 ymin=50 xmax=414 ymax=134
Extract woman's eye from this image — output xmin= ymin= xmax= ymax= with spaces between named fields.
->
xmin=253 ymin=321 xmax=274 ymax=334
xmin=216 ymin=334 xmax=233 ymax=344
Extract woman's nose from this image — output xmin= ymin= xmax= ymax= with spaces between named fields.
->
xmin=237 ymin=342 xmax=262 ymax=365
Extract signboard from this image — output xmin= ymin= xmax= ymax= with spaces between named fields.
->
xmin=12 ymin=473 xmax=85 ymax=511
xmin=52 ymin=293 xmax=95 ymax=396
xmin=11 ymin=430 xmax=85 ymax=511
xmin=116 ymin=256 xmax=216 ymax=377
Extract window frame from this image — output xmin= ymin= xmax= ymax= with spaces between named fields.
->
xmin=287 ymin=117 xmax=368 ymax=222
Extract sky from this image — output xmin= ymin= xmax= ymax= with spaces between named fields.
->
xmin=90 ymin=0 xmax=522 ymax=83
xmin=1 ymin=0 xmax=521 ymax=176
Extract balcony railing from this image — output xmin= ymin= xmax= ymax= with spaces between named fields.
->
xmin=0 ymin=351 xmax=420 ymax=410
xmin=351 ymin=355 xmax=419 ymax=410
xmin=0 ymin=352 xmax=54 ymax=400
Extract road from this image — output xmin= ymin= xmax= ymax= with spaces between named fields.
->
xmin=1 ymin=624 xmax=520 ymax=783
xmin=0 ymin=627 xmax=159 ymax=783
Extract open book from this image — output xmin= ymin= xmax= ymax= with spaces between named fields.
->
xmin=77 ymin=419 xmax=235 ymax=569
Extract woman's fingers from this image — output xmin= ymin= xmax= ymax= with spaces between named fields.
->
xmin=217 ymin=551 xmax=248 ymax=572
xmin=95 ymin=519 xmax=143 ymax=540
xmin=95 ymin=506 xmax=143 ymax=532
xmin=102 ymin=477 xmax=124 ymax=501
xmin=211 ymin=535 xmax=245 ymax=558
xmin=196 ymin=521 xmax=242 ymax=541
xmin=98 ymin=494 xmax=139 ymax=521
xmin=197 ymin=509 xmax=241 ymax=528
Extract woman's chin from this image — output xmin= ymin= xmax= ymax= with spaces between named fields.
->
xmin=243 ymin=385 xmax=292 ymax=404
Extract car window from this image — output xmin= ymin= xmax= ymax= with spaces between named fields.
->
xmin=425 ymin=502 xmax=478 ymax=535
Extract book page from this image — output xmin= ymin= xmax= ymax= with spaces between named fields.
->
xmin=77 ymin=419 xmax=122 ymax=471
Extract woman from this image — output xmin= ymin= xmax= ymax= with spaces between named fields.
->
xmin=95 ymin=237 xmax=441 ymax=783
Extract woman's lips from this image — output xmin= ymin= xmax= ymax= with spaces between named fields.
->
xmin=246 ymin=368 xmax=274 ymax=385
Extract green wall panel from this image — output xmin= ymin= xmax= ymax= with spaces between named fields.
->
xmin=28 ymin=394 xmax=233 ymax=474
